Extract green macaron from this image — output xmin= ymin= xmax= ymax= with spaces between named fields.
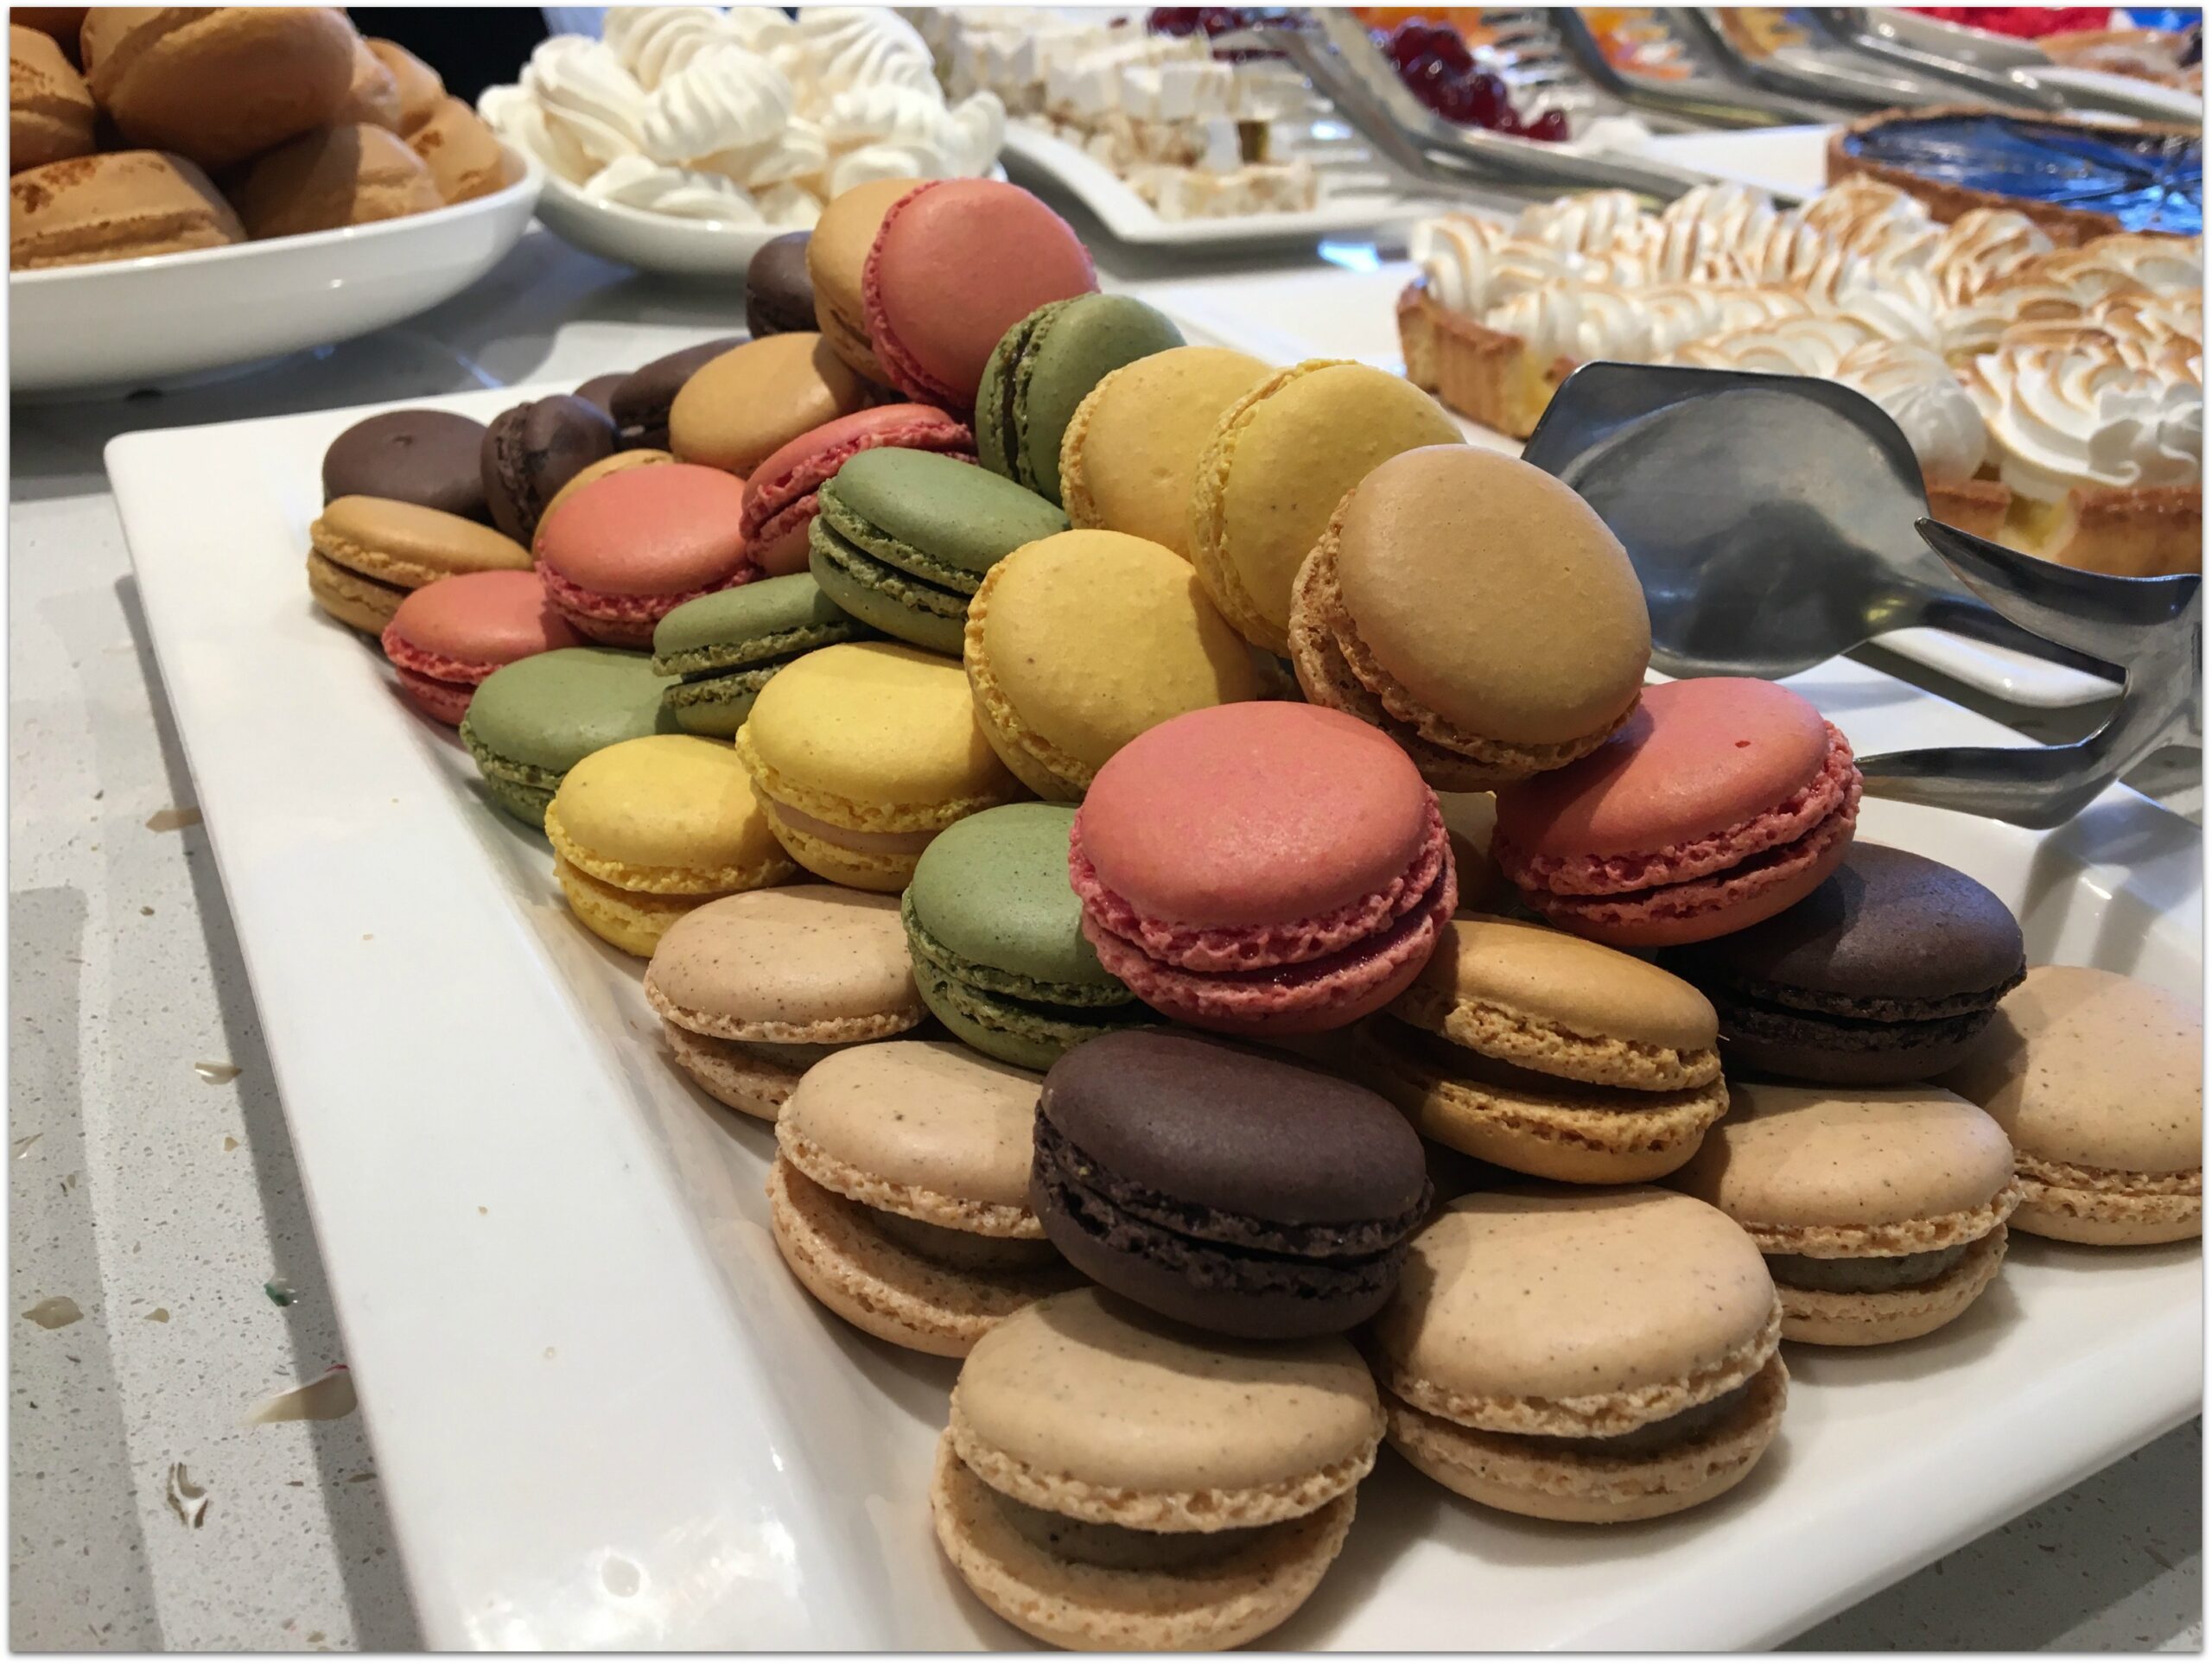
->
xmin=650 ymin=573 xmax=869 ymax=737
xmin=901 ymin=802 xmax=1146 ymax=1070
xmin=808 ymin=448 xmax=1069 ymax=657
xmin=459 ymin=645 xmax=677 ymax=829
xmin=977 ymin=295 xmax=1186 ymax=505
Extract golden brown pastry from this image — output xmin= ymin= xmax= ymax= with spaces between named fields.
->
xmin=330 ymin=34 xmax=403 ymax=130
xmin=13 ymin=8 xmax=87 ymax=62
xmin=79 ymin=7 xmax=355 ymax=170
xmin=407 ymin=95 xmax=516 ymax=205
xmin=232 ymin=124 xmax=442 ymax=239
xmin=365 ymin=37 xmax=443 ymax=137
xmin=10 ymin=24 xmax=96 ymax=174
xmin=10 ymin=149 xmax=244 ymax=270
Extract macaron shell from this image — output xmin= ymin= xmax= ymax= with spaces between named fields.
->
xmin=1941 ymin=963 xmax=2202 ymax=1177
xmin=652 ymin=571 xmax=861 ymax=666
xmin=321 ymin=408 xmax=489 ymax=519
xmin=1077 ymin=702 xmax=1434 ymax=929
xmin=1329 ymin=445 xmax=1650 ymax=749
xmin=965 ymin=530 xmax=1265 ymax=798
xmin=950 ymin=1287 xmax=1381 ymax=1515
xmin=1392 ymin=914 xmax=1719 ymax=1088
xmin=663 ymin=1028 xmax=836 ymax=1121
xmin=554 ymin=853 xmax=710 ymax=959
xmin=535 ymin=464 xmax=753 ymax=595
xmin=864 ymin=179 xmax=1098 ymax=410
xmin=985 ymin=294 xmax=1187 ymax=502
xmin=779 ymin=1038 xmax=1042 ymax=1217
xmin=460 ymin=645 xmax=676 ymax=777
xmin=384 ymin=568 xmax=578 ymax=667
xmin=1370 ymin=1189 xmax=1777 ymax=1419
xmin=311 ymin=495 xmax=532 ymax=588
xmin=538 ymin=448 xmax=676 ymax=530
xmin=741 ymin=403 xmax=976 ymax=530
xmin=825 ymin=446 xmax=1071 ymax=581
xmin=906 ymin=803 xmax=1126 ymax=998
xmin=643 ymin=885 xmax=920 ymax=1040
xmin=808 ymin=176 xmax=915 ymax=384
xmin=738 ymin=641 xmax=1022 ymax=833
xmin=306 ymin=549 xmax=408 ymax=634
xmin=668 ymin=333 xmax=872 ymax=477
xmin=1669 ymin=1081 xmax=2019 ymax=1248
xmin=1192 ymin=360 xmax=1459 ymax=654
xmin=1060 ymin=345 xmax=1271 ymax=559
xmin=544 ymin=733 xmax=791 ymax=891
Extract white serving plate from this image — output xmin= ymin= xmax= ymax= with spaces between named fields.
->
xmin=1145 ymin=257 xmax=2128 ymax=711
xmin=10 ymin=149 xmax=542 ymax=398
xmin=1000 ymin=120 xmax=1434 ymax=248
xmin=111 ymin=375 xmax=2201 ymax=1648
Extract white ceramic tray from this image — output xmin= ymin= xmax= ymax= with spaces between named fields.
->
xmin=110 ymin=375 xmax=2202 ymax=1648
xmin=1000 ymin=120 xmax=1433 ymax=248
xmin=1144 ymin=257 xmax=2128 ymax=711
xmin=11 ymin=148 xmax=542 ymax=399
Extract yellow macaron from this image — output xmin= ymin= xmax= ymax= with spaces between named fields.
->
xmin=1059 ymin=345 xmax=1271 ymax=560
xmin=736 ymin=641 xmax=1024 ymax=892
xmin=964 ymin=529 xmax=1268 ymax=800
xmin=1189 ymin=359 xmax=1459 ymax=657
xmin=544 ymin=734 xmax=797 ymax=956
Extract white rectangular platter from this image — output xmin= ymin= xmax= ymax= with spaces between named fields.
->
xmin=110 ymin=379 xmax=2201 ymax=1650
xmin=1141 ymin=257 xmax=2129 ymax=712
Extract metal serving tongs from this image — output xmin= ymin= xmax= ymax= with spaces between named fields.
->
xmin=1544 ymin=7 xmax=1849 ymax=129
xmin=1521 ymin=364 xmax=2196 ymax=829
xmin=1677 ymin=8 xmax=1951 ymax=112
xmin=1222 ymin=11 xmax=1724 ymax=207
xmin=1805 ymin=7 xmax=2194 ymax=123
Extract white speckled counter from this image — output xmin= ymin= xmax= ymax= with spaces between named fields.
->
xmin=10 ymin=226 xmax=2201 ymax=1651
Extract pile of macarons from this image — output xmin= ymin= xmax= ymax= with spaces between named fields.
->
xmin=302 ymin=175 xmax=2204 ymax=1654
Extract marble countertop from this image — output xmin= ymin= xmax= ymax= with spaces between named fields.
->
xmin=10 ymin=225 xmax=2200 ymax=1651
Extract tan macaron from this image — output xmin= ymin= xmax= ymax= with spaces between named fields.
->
xmin=1942 ymin=964 xmax=2202 ymax=1246
xmin=1369 ymin=1188 xmax=1787 ymax=1524
xmin=10 ymin=25 xmax=97 ymax=174
xmin=669 ymin=333 xmax=874 ymax=479
xmin=1058 ymin=345 xmax=1272 ymax=560
xmin=1290 ymin=445 xmax=1651 ymax=791
xmin=306 ymin=495 xmax=530 ymax=632
xmin=807 ymin=176 xmax=914 ymax=385
xmin=768 ymin=1040 xmax=1077 ymax=1356
xmin=1670 ymin=1081 xmax=2022 ymax=1344
xmin=643 ymin=885 xmax=923 ymax=1118
xmin=10 ymin=149 xmax=245 ymax=270
xmin=232 ymin=124 xmax=442 ymax=239
xmin=933 ymin=1286 xmax=1382 ymax=1649
xmin=1357 ymin=915 xmax=1728 ymax=1184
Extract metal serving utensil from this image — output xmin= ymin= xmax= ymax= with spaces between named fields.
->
xmin=1522 ymin=363 xmax=2195 ymax=828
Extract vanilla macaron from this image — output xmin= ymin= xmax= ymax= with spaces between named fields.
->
xmin=1360 ymin=914 xmax=1728 ymax=1183
xmin=1942 ymin=964 xmax=2202 ymax=1245
xmin=643 ymin=886 xmax=923 ymax=1119
xmin=768 ymin=1039 xmax=1077 ymax=1355
xmin=933 ymin=1286 xmax=1382 ymax=1649
xmin=1670 ymin=1081 xmax=2022 ymax=1344
xmin=1370 ymin=1188 xmax=1787 ymax=1523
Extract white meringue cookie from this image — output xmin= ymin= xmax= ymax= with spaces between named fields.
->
xmin=603 ymin=7 xmax=734 ymax=92
xmin=827 ymin=139 xmax=944 ymax=197
xmin=753 ymin=179 xmax=825 ymax=230
xmin=723 ymin=6 xmax=804 ymax=54
xmin=1833 ymin=339 xmax=1989 ymax=482
xmin=480 ymin=81 xmax=598 ymax=185
xmin=582 ymin=155 xmax=763 ymax=223
xmin=639 ymin=41 xmax=795 ymax=165
xmin=787 ymin=8 xmax=939 ymax=101
xmin=699 ymin=119 xmax=831 ymax=190
xmin=523 ymin=36 xmax=650 ymax=168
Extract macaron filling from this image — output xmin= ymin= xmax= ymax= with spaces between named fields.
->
xmin=458 ymin=720 xmax=564 ymax=815
xmin=989 ymin=1488 xmax=1266 ymax=1572
xmin=1508 ymin=1377 xmax=1758 ymax=1459
xmin=763 ymin=800 xmax=942 ymax=857
xmin=815 ymin=494 xmax=987 ymax=596
xmin=868 ymin=1210 xmax=1061 ymax=1273
xmin=1765 ymin=1242 xmax=1974 ymax=1294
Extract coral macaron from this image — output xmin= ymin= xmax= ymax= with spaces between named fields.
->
xmin=739 ymin=403 xmax=976 ymax=579
xmin=1494 ymin=677 xmax=1863 ymax=949
xmin=863 ymin=179 xmax=1097 ymax=411
xmin=1070 ymin=702 xmax=1458 ymax=1037
xmin=379 ymin=568 xmax=580 ymax=726
xmin=533 ymin=463 xmax=758 ymax=648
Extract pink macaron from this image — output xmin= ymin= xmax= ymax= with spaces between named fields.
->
xmin=533 ymin=463 xmax=758 ymax=647
xmin=862 ymin=179 xmax=1098 ymax=411
xmin=739 ymin=403 xmax=976 ymax=576
xmin=379 ymin=569 xmax=581 ymax=725
xmin=1492 ymin=677 xmax=1863 ymax=949
xmin=1069 ymin=702 xmax=1457 ymax=1037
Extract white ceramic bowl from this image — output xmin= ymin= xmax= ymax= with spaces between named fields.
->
xmin=10 ymin=147 xmax=542 ymax=397
xmin=531 ymin=168 xmax=797 ymax=279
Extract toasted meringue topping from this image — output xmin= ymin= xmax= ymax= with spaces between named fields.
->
xmin=1974 ymin=340 xmax=2204 ymax=498
xmin=1834 ymin=340 xmax=1990 ymax=482
xmin=1929 ymin=207 xmax=2056 ymax=306
xmin=1515 ymin=188 xmax=1648 ymax=256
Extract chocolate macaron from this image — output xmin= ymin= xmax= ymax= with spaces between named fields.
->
xmin=480 ymin=394 xmax=617 ymax=543
xmin=1032 ymin=1029 xmax=1431 ymax=1338
xmin=322 ymin=409 xmax=490 ymax=521
xmin=1669 ymin=844 xmax=2026 ymax=1085
xmin=610 ymin=335 xmax=743 ymax=451
xmin=745 ymin=230 xmax=815 ymax=339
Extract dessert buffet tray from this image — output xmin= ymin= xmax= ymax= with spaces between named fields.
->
xmin=1000 ymin=121 xmax=1437 ymax=249
xmin=1145 ymin=258 xmax=2126 ymax=712
xmin=111 ymin=378 xmax=2202 ymax=1650
xmin=11 ymin=148 xmax=541 ymax=399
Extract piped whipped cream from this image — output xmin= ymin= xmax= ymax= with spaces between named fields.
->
xmin=482 ymin=5 xmax=1005 ymax=228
